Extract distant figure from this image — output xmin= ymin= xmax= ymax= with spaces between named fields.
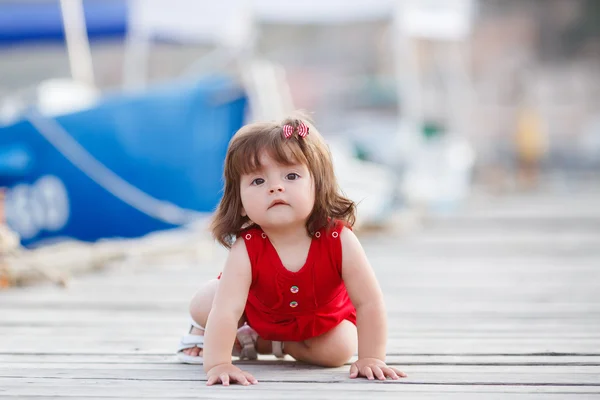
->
xmin=177 ymin=114 xmax=407 ymax=385
xmin=515 ymin=106 xmax=546 ymax=189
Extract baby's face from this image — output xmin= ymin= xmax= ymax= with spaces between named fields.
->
xmin=239 ymin=151 xmax=315 ymax=230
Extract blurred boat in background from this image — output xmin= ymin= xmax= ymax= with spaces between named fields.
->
xmin=0 ymin=76 xmax=247 ymax=247
xmin=0 ymin=1 xmax=251 ymax=247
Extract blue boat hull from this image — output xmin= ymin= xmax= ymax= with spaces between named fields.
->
xmin=0 ymin=77 xmax=247 ymax=246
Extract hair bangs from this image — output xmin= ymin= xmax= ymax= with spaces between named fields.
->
xmin=230 ymin=128 xmax=308 ymax=177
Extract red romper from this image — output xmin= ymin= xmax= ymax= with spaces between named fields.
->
xmin=240 ymin=220 xmax=357 ymax=342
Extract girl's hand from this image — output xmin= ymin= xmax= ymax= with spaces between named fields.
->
xmin=206 ymin=363 xmax=258 ymax=386
xmin=349 ymin=358 xmax=407 ymax=381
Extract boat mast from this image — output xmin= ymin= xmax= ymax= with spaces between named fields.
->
xmin=59 ymin=0 xmax=96 ymax=87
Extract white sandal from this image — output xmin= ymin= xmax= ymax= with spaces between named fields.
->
xmin=176 ymin=319 xmax=260 ymax=364
xmin=176 ymin=318 xmax=207 ymax=364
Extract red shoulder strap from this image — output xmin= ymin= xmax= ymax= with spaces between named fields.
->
xmin=321 ymin=220 xmax=346 ymax=276
xmin=238 ymin=227 xmax=265 ymax=282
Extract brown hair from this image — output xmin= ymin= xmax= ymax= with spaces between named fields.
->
xmin=210 ymin=114 xmax=356 ymax=248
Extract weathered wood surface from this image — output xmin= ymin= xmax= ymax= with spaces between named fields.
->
xmin=1 ymin=187 xmax=599 ymax=398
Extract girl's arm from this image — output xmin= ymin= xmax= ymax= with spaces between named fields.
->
xmin=203 ymin=238 xmax=252 ymax=373
xmin=340 ymin=227 xmax=387 ymax=360
xmin=341 ymin=227 xmax=407 ymax=380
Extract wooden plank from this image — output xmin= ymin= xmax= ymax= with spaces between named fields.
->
xmin=2 ymin=325 xmax=600 ymax=338
xmin=4 ymin=272 xmax=600 ymax=301
xmin=2 ymin=379 xmax=600 ymax=399
xmin=3 ymin=263 xmax=597 ymax=296
xmin=3 ymin=296 xmax=600 ymax=315
xmin=419 ymin=218 xmax=600 ymax=232
xmin=5 ymin=396 xmax=600 ymax=400
xmin=0 ymin=337 xmax=598 ymax=355
xmin=2 ymin=363 xmax=600 ymax=378
xmin=1 ymin=368 xmax=600 ymax=385
xmin=6 ymin=396 xmax=600 ymax=400
xmin=1 ymin=354 xmax=600 ymax=366
xmin=3 ymin=274 xmax=599 ymax=302
xmin=4 ymin=289 xmax=600 ymax=308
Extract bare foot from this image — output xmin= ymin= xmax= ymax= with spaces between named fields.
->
xmin=183 ymin=326 xmax=204 ymax=357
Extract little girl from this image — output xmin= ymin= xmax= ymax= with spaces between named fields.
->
xmin=177 ymin=115 xmax=407 ymax=386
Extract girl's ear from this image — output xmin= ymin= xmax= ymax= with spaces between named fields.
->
xmin=241 ymin=207 xmax=247 ymax=217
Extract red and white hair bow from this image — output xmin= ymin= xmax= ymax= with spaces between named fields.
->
xmin=282 ymin=121 xmax=309 ymax=138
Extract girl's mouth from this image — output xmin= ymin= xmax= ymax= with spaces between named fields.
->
xmin=268 ymin=200 xmax=289 ymax=209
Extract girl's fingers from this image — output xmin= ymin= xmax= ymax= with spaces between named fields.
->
xmin=243 ymin=371 xmax=259 ymax=384
xmin=349 ymin=364 xmax=359 ymax=378
xmin=391 ymin=367 xmax=408 ymax=377
xmin=232 ymin=372 xmax=249 ymax=386
xmin=206 ymin=375 xmax=219 ymax=386
xmin=362 ymin=366 xmax=375 ymax=380
xmin=220 ymin=373 xmax=230 ymax=386
xmin=382 ymin=367 xmax=399 ymax=380
xmin=372 ymin=366 xmax=386 ymax=380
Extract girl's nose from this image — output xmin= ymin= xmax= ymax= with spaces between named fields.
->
xmin=269 ymin=185 xmax=284 ymax=193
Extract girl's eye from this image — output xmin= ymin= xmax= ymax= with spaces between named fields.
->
xmin=251 ymin=178 xmax=265 ymax=185
xmin=286 ymin=173 xmax=300 ymax=181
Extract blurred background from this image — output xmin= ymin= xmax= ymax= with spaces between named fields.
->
xmin=0 ymin=0 xmax=599 ymax=284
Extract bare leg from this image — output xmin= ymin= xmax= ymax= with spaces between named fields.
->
xmin=183 ymin=279 xmax=247 ymax=357
xmin=283 ymin=320 xmax=357 ymax=367
xmin=182 ymin=279 xmax=219 ymax=357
